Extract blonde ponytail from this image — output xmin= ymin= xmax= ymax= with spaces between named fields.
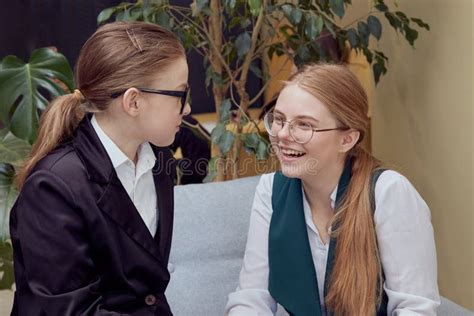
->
xmin=16 ymin=91 xmax=85 ymax=189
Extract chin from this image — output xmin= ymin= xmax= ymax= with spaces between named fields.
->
xmin=150 ymin=136 xmax=175 ymax=147
xmin=280 ymin=163 xmax=304 ymax=179
xmin=279 ymin=156 xmax=320 ymax=179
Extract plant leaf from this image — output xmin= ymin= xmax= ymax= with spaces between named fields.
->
xmin=97 ymin=7 xmax=116 ymax=25
xmin=362 ymin=47 xmax=373 ymax=63
xmin=248 ymin=0 xmax=261 ymax=16
xmin=368 ymin=15 xmax=382 ymax=40
xmin=192 ymin=0 xmax=209 ymax=16
xmin=329 ymin=0 xmax=345 ymax=18
xmin=395 ymin=11 xmax=409 ymax=24
xmin=0 ymin=129 xmax=31 ymax=167
xmin=385 ymin=12 xmax=401 ymax=30
xmin=203 ymin=157 xmax=219 ymax=183
xmin=211 ymin=123 xmax=226 ymax=143
xmin=403 ymin=24 xmax=418 ymax=46
xmin=0 ymin=240 xmax=14 ymax=290
xmin=347 ymin=28 xmax=358 ymax=47
xmin=411 ymin=18 xmax=430 ymax=31
xmin=0 ymin=163 xmax=17 ymax=241
xmin=249 ymin=62 xmax=263 ymax=79
xmin=154 ymin=10 xmax=171 ymax=29
xmin=373 ymin=59 xmax=387 ymax=84
xmin=305 ymin=15 xmax=320 ymax=40
xmin=219 ymin=99 xmax=232 ymax=122
xmin=324 ymin=19 xmax=336 ymax=37
xmin=235 ymin=32 xmax=251 ymax=58
xmin=0 ymin=48 xmax=74 ymax=143
xmin=256 ymin=140 xmax=269 ymax=160
xmin=240 ymin=18 xmax=251 ymax=29
xmin=241 ymin=132 xmax=259 ymax=150
xmin=374 ymin=2 xmax=388 ymax=12
xmin=296 ymin=45 xmax=310 ymax=62
xmin=315 ymin=16 xmax=324 ymax=34
xmin=282 ymin=4 xmax=293 ymax=20
xmin=129 ymin=8 xmax=143 ymax=21
xmin=357 ymin=21 xmax=370 ymax=46
xmin=291 ymin=7 xmax=302 ymax=24
xmin=218 ymin=131 xmax=235 ymax=155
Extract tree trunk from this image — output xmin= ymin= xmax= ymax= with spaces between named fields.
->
xmin=209 ymin=0 xmax=224 ymax=116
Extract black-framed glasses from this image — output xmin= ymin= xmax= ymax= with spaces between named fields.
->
xmin=110 ymin=86 xmax=190 ymax=114
xmin=263 ymin=111 xmax=350 ymax=144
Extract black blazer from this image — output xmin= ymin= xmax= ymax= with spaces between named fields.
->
xmin=10 ymin=115 xmax=175 ymax=315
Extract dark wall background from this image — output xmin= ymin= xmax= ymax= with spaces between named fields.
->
xmin=0 ymin=0 xmax=262 ymax=114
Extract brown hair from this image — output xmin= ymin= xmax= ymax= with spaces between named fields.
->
xmin=17 ymin=21 xmax=185 ymax=189
xmin=289 ymin=63 xmax=383 ymax=316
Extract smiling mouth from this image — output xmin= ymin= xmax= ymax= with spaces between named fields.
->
xmin=279 ymin=147 xmax=306 ymax=158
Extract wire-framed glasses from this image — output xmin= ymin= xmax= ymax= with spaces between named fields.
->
xmin=263 ymin=111 xmax=349 ymax=144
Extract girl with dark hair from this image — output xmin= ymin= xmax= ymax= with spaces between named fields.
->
xmin=10 ymin=21 xmax=190 ymax=315
xmin=226 ymin=64 xmax=439 ymax=315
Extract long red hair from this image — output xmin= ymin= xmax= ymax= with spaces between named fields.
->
xmin=289 ymin=63 xmax=383 ymax=316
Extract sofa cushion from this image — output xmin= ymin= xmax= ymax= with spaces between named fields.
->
xmin=166 ymin=175 xmax=261 ymax=315
xmin=439 ymin=297 xmax=474 ymax=315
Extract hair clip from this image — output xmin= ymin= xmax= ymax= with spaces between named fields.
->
xmin=126 ymin=28 xmax=144 ymax=53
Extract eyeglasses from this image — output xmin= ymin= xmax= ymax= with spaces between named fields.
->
xmin=263 ymin=111 xmax=349 ymax=144
xmin=110 ymin=86 xmax=190 ymax=114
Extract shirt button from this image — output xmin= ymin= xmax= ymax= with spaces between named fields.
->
xmin=145 ymin=294 xmax=157 ymax=306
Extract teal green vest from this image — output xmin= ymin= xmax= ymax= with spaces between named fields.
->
xmin=268 ymin=158 xmax=388 ymax=316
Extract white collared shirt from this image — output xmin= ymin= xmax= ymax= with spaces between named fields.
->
xmin=91 ymin=115 xmax=158 ymax=236
xmin=226 ymin=171 xmax=440 ymax=316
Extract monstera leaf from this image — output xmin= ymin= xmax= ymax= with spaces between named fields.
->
xmin=0 ymin=129 xmax=28 ymax=239
xmin=0 ymin=129 xmax=30 ymax=290
xmin=0 ymin=239 xmax=14 ymax=290
xmin=0 ymin=131 xmax=23 ymax=290
xmin=0 ymin=129 xmax=31 ymax=167
xmin=0 ymin=163 xmax=16 ymax=241
xmin=0 ymin=48 xmax=74 ymax=143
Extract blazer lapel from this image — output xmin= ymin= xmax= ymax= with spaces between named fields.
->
xmin=97 ymin=175 xmax=163 ymax=263
xmin=151 ymin=147 xmax=175 ymax=262
xmin=73 ymin=114 xmax=164 ymax=264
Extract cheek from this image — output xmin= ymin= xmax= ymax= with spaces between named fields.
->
xmin=141 ymin=108 xmax=181 ymax=145
xmin=305 ymin=136 xmax=341 ymax=164
xmin=151 ymin=106 xmax=180 ymax=126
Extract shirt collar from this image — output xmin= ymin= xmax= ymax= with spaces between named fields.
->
xmin=136 ymin=141 xmax=157 ymax=172
xmin=91 ymin=115 xmax=156 ymax=172
xmin=330 ymin=185 xmax=338 ymax=206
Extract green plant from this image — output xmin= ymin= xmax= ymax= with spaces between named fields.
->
xmin=0 ymin=48 xmax=74 ymax=289
xmin=99 ymin=0 xmax=429 ymax=181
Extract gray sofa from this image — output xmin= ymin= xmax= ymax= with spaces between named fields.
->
xmin=165 ymin=175 xmax=473 ymax=316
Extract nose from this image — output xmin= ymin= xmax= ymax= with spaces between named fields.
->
xmin=182 ymin=102 xmax=191 ymax=116
xmin=276 ymin=122 xmax=291 ymax=141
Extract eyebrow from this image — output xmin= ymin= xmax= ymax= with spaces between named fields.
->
xmin=274 ymin=109 xmax=320 ymax=123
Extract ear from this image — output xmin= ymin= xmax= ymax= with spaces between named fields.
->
xmin=121 ymin=88 xmax=141 ymax=117
xmin=339 ymin=129 xmax=360 ymax=153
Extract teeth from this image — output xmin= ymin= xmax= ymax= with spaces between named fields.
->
xmin=281 ymin=148 xmax=305 ymax=156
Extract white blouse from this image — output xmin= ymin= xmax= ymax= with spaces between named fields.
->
xmin=91 ymin=115 xmax=158 ymax=236
xmin=225 ymin=171 xmax=440 ymax=316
